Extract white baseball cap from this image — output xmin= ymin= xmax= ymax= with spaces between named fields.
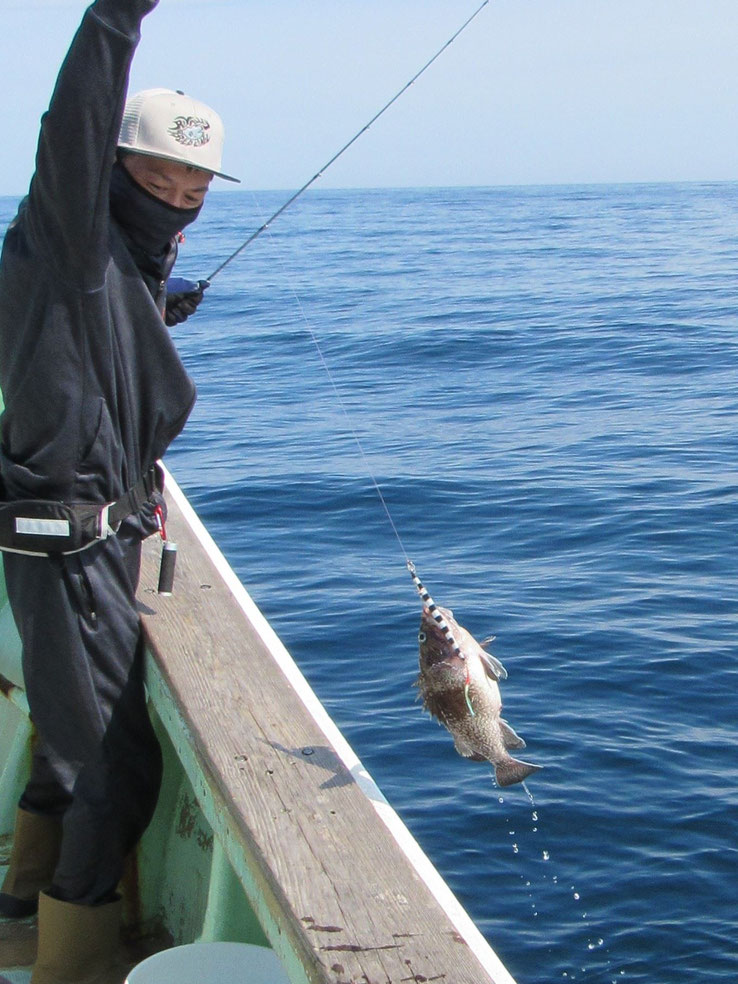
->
xmin=118 ymin=88 xmax=240 ymax=183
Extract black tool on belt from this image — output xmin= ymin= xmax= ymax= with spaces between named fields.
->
xmin=153 ymin=501 xmax=177 ymax=596
xmin=0 ymin=466 xmax=160 ymax=556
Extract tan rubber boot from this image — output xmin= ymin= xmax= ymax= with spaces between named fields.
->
xmin=0 ymin=809 xmax=63 ymax=918
xmin=31 ymin=892 xmax=124 ymax=984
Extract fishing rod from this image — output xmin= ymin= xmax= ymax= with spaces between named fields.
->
xmin=207 ymin=0 xmax=489 ymax=282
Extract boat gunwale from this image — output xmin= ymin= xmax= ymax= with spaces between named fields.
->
xmin=137 ymin=466 xmax=517 ymax=984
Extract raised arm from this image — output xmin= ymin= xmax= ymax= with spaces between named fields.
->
xmin=25 ymin=0 xmax=158 ymax=289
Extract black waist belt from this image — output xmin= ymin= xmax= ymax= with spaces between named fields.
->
xmin=0 ymin=466 xmax=160 ymax=556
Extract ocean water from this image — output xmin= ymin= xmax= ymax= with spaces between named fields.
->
xmin=3 ymin=182 xmax=738 ymax=983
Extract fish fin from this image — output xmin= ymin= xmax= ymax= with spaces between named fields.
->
xmin=453 ymin=737 xmax=487 ymax=762
xmin=480 ymin=635 xmax=496 ymax=649
xmin=494 ymin=757 xmax=542 ymax=788
xmin=479 ymin=649 xmax=508 ymax=682
xmin=499 ymin=719 xmax=526 ymax=750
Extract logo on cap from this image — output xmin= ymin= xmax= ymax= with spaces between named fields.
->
xmin=168 ymin=116 xmax=211 ymax=148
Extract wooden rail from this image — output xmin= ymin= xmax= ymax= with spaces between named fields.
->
xmin=139 ymin=472 xmax=517 ymax=984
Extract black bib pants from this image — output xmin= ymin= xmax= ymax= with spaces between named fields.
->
xmin=3 ymin=502 xmax=163 ymax=905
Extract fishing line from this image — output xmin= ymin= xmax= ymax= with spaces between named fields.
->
xmin=231 ymin=1 xmax=490 ymax=674
xmin=256 ymin=198 xmax=477 ymax=684
xmin=255 ymin=200 xmax=476 ymax=683
xmin=225 ymin=0 xmax=490 ymax=569
xmin=252 ymin=204 xmax=411 ymax=565
xmin=252 ymin=193 xmax=476 ymax=644
xmin=207 ymin=0 xmax=490 ymax=282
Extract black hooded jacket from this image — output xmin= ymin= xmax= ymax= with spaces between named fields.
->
xmin=0 ymin=0 xmax=196 ymax=505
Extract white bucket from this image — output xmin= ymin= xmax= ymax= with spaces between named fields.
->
xmin=125 ymin=942 xmax=290 ymax=984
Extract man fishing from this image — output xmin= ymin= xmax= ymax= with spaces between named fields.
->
xmin=0 ymin=1 xmax=237 ymax=980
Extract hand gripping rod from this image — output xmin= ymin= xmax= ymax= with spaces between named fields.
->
xmin=207 ymin=0 xmax=490 ymax=282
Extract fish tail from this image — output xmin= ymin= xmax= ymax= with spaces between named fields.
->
xmin=494 ymin=757 xmax=542 ymax=788
xmin=407 ymin=560 xmax=463 ymax=658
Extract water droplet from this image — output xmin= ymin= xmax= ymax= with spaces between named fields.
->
xmin=512 ymin=843 xmax=519 ymax=854
xmin=573 ymin=892 xmax=580 ymax=900
xmin=542 ymin=850 xmax=550 ymax=861
xmin=532 ymin=812 xmax=538 ymax=821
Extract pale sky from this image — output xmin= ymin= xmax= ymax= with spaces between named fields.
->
xmin=2 ymin=0 xmax=738 ymax=196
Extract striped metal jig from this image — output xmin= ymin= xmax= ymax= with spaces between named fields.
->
xmin=407 ymin=560 xmax=463 ymax=659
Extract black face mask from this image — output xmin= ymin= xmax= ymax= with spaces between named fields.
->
xmin=109 ymin=160 xmax=203 ymax=254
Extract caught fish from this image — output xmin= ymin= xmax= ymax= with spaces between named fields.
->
xmin=408 ymin=561 xmax=541 ymax=788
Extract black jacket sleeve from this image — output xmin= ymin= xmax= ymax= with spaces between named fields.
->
xmin=26 ymin=0 xmax=158 ymax=291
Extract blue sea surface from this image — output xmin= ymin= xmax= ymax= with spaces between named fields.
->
xmin=3 ymin=182 xmax=738 ymax=982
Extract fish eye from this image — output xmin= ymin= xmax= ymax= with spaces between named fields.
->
xmin=418 ymin=631 xmax=427 ymax=643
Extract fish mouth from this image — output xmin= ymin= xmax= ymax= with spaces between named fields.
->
xmin=419 ymin=648 xmax=466 ymax=672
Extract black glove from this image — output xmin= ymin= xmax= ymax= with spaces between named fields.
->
xmin=165 ymin=278 xmax=209 ymax=327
